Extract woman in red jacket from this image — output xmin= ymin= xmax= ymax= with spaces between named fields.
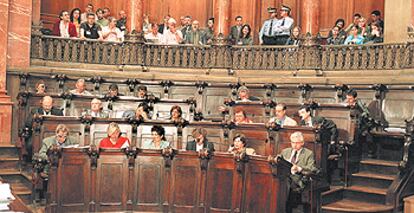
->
xmin=52 ymin=10 xmax=78 ymax=38
xmin=99 ymin=122 xmax=130 ymax=149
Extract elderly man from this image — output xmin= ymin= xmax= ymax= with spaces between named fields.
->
xmin=38 ymin=124 xmax=78 ymax=174
xmin=236 ymin=86 xmax=260 ymax=102
xmin=281 ymin=131 xmax=318 ymax=213
xmin=186 ymin=127 xmax=215 ymax=152
xmin=83 ymin=98 xmax=109 ymax=118
xmin=52 ymin=10 xmax=77 ymax=38
xmin=70 ymin=79 xmax=92 ymax=96
xmin=162 ymin=18 xmax=183 ymax=44
xmin=184 ymin=20 xmax=205 ymax=45
xmin=268 ymin=103 xmax=297 ymax=127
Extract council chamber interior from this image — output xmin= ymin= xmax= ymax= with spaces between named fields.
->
xmin=0 ymin=0 xmax=414 ymax=212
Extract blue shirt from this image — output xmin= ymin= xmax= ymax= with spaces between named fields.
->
xmin=141 ymin=140 xmax=170 ymax=149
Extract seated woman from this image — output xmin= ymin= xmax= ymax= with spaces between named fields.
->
xmin=122 ymin=102 xmax=150 ymax=120
xmin=233 ymin=109 xmax=253 ymax=125
xmin=142 ymin=125 xmax=170 ymax=149
xmin=35 ymin=80 xmax=46 ymax=95
xmin=170 ymin=105 xmax=184 ymax=122
xmin=99 ymin=122 xmax=130 ymax=148
xmin=228 ymin=134 xmax=256 ymax=155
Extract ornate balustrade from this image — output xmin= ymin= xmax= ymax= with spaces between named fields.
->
xmin=30 ymin=34 xmax=414 ymax=70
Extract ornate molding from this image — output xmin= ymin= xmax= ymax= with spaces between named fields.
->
xmin=47 ymin=144 xmax=62 ymax=168
xmin=162 ymin=147 xmax=176 ymax=168
xmin=88 ymin=144 xmax=99 ymax=169
xmin=198 ymin=149 xmax=212 ymax=171
xmin=233 ymin=150 xmax=249 ymax=173
xmin=124 ymin=146 xmax=138 ymax=169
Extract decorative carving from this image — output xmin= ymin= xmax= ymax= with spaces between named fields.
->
xmin=32 ymin=113 xmax=44 ymax=133
xmin=335 ymin=84 xmax=349 ymax=100
xmin=19 ymin=73 xmax=29 ymax=88
xmin=212 ymin=33 xmax=228 ymax=46
xmin=88 ymin=76 xmax=104 ymax=90
xmin=195 ymin=81 xmax=208 ymax=95
xmin=229 ymin=83 xmax=240 ymax=97
xmin=60 ymin=91 xmax=73 ymax=107
xmin=47 ymin=144 xmax=62 ymax=168
xmin=161 ymin=80 xmax=174 ymax=94
xmin=263 ymin=99 xmax=276 ymax=116
xmin=128 ymin=115 xmax=143 ymax=131
xmin=186 ymin=97 xmax=197 ymax=113
xmin=124 ymin=146 xmax=138 ymax=169
xmin=125 ymin=78 xmax=140 ymax=92
xmin=264 ymin=84 xmax=276 ymax=97
xmin=51 ymin=74 xmax=67 ymax=90
xmin=265 ymin=121 xmax=281 ymax=131
xmin=298 ymin=84 xmax=312 ymax=100
xmin=193 ymin=111 xmax=204 ymax=121
xmin=198 ymin=149 xmax=212 ymax=170
xmin=371 ymin=84 xmax=388 ymax=100
xmin=80 ymin=114 xmax=94 ymax=133
xmin=233 ymin=150 xmax=249 ymax=173
xmin=88 ymin=144 xmax=99 ymax=169
xmin=17 ymin=91 xmax=30 ymax=107
xmin=162 ymin=147 xmax=176 ymax=168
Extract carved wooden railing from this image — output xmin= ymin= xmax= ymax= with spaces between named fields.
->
xmin=30 ymin=34 xmax=414 ymax=70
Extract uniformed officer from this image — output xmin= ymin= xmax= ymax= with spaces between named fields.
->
xmin=274 ymin=5 xmax=294 ymax=45
xmin=259 ymin=7 xmax=279 ymax=45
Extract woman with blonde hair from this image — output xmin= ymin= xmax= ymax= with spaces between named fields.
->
xmin=99 ymin=122 xmax=130 ymax=148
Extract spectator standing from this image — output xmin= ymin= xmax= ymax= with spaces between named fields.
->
xmin=344 ymin=26 xmax=364 ymax=45
xmin=236 ymin=24 xmax=253 ymax=45
xmin=81 ymin=4 xmax=94 ymax=23
xmin=203 ymin=18 xmax=215 ymax=45
xmin=145 ymin=23 xmax=163 ymax=44
xmin=274 ymin=5 xmax=294 ymax=45
xmin=259 ymin=7 xmax=278 ymax=45
xmin=229 ymin=16 xmax=243 ymax=45
xmin=285 ymin=26 xmax=302 ymax=45
xmin=96 ymin=8 xmax=109 ymax=27
xmin=52 ymin=10 xmax=77 ymax=38
xmin=70 ymin=8 xmax=81 ymax=37
xmin=184 ymin=20 xmax=205 ymax=45
xmin=162 ymin=18 xmax=183 ymax=45
xmin=102 ymin=17 xmax=124 ymax=42
xmin=344 ymin=13 xmax=361 ymax=33
xmin=327 ymin=26 xmax=345 ymax=45
xmin=80 ymin=13 xmax=103 ymax=40
xmin=116 ymin=10 xmax=127 ymax=32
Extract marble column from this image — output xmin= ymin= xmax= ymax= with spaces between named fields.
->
xmin=126 ymin=0 xmax=144 ymax=33
xmin=384 ymin=0 xmax=412 ymax=43
xmin=213 ymin=0 xmax=231 ymax=36
xmin=300 ymin=0 xmax=321 ymax=35
xmin=0 ymin=0 xmax=13 ymax=145
xmin=32 ymin=0 xmax=41 ymax=26
xmin=7 ymin=0 xmax=32 ymax=68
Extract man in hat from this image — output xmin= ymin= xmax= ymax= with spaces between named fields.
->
xmin=259 ymin=7 xmax=279 ymax=45
xmin=237 ymin=86 xmax=260 ymax=102
xmin=274 ymin=5 xmax=294 ymax=45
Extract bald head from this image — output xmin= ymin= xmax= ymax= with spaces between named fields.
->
xmin=42 ymin=96 xmax=53 ymax=112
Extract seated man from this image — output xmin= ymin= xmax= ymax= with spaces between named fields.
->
xmin=298 ymin=105 xmax=338 ymax=144
xmin=38 ymin=124 xmax=78 ymax=173
xmin=236 ymin=86 xmax=260 ymax=102
xmin=233 ymin=109 xmax=253 ymax=124
xmin=99 ymin=122 xmax=130 ymax=148
xmin=186 ymin=127 xmax=215 ymax=152
xmin=70 ymin=78 xmax=92 ymax=96
xmin=82 ymin=98 xmax=109 ymax=118
xmin=122 ymin=102 xmax=150 ymax=120
xmin=32 ymin=96 xmax=63 ymax=116
xmin=106 ymin=83 xmax=123 ymax=97
xmin=52 ymin=10 xmax=77 ymax=38
xmin=281 ymin=131 xmax=319 ymax=213
xmin=228 ymin=133 xmax=256 ymax=155
xmin=268 ymin=103 xmax=298 ymax=127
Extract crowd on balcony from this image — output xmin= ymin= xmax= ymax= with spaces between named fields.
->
xmin=50 ymin=3 xmax=384 ymax=45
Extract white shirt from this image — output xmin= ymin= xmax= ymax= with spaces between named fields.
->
xmin=275 ymin=16 xmax=294 ymax=36
xmin=59 ymin=20 xmax=70 ymax=38
xmin=145 ymin=32 xmax=163 ymax=44
xmin=196 ymin=143 xmax=204 ymax=152
xmin=162 ymin=29 xmax=183 ymax=45
xmin=102 ymin=26 xmax=124 ymax=42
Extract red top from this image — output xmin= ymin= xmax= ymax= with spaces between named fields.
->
xmin=99 ymin=136 xmax=130 ymax=149
xmin=52 ymin=20 xmax=78 ymax=38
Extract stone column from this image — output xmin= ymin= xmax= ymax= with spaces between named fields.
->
xmin=32 ymin=0 xmax=41 ymax=26
xmin=7 ymin=0 xmax=32 ymax=69
xmin=384 ymin=0 xmax=412 ymax=43
xmin=126 ymin=0 xmax=144 ymax=33
xmin=0 ymin=0 xmax=13 ymax=145
xmin=300 ymin=0 xmax=321 ymax=35
xmin=213 ymin=0 xmax=231 ymax=36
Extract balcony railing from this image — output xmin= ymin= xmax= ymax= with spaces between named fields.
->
xmin=30 ymin=34 xmax=414 ymax=71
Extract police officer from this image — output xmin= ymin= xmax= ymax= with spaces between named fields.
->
xmin=259 ymin=7 xmax=278 ymax=45
xmin=274 ymin=5 xmax=294 ymax=45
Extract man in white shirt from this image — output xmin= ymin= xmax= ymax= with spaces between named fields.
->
xmin=102 ymin=17 xmax=124 ymax=42
xmin=274 ymin=5 xmax=294 ymax=45
xmin=268 ymin=103 xmax=297 ymax=127
xmin=145 ymin=23 xmax=163 ymax=44
xmin=70 ymin=78 xmax=92 ymax=96
xmin=162 ymin=18 xmax=183 ymax=45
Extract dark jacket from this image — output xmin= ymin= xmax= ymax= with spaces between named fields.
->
xmin=300 ymin=116 xmax=338 ymax=142
xmin=186 ymin=139 xmax=215 ymax=152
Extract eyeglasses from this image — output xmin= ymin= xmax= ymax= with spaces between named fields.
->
xmin=56 ymin=134 xmax=67 ymax=139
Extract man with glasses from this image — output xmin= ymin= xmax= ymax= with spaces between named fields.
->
xmin=38 ymin=124 xmax=78 ymax=174
xmin=52 ymin=10 xmax=78 ymax=38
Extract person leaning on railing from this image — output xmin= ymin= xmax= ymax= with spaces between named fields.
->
xmin=285 ymin=26 xmax=302 ymax=45
xmin=327 ymin=26 xmax=345 ymax=45
xmin=344 ymin=25 xmax=364 ymax=45
xmin=161 ymin=18 xmax=183 ymax=45
xmin=364 ymin=22 xmax=383 ymax=44
xmin=70 ymin=8 xmax=81 ymax=37
xmin=183 ymin=20 xmax=206 ymax=45
xmin=102 ymin=17 xmax=124 ymax=42
xmin=236 ymin=24 xmax=253 ymax=45
xmin=80 ymin=13 xmax=103 ymax=40
xmin=52 ymin=10 xmax=78 ymax=38
xmin=203 ymin=18 xmax=215 ymax=45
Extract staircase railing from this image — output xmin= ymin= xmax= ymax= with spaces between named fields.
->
xmin=30 ymin=34 xmax=414 ymax=71
xmin=386 ymin=117 xmax=414 ymax=212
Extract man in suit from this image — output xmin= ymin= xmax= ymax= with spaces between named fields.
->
xmin=38 ymin=124 xmax=78 ymax=174
xmin=298 ymin=105 xmax=338 ymax=144
xmin=236 ymin=85 xmax=260 ymax=102
xmin=158 ymin=15 xmax=171 ymax=34
xmin=228 ymin=16 xmax=243 ymax=45
xmin=186 ymin=127 xmax=215 ymax=152
xmin=268 ymin=103 xmax=298 ymax=127
xmin=184 ymin=20 xmax=205 ymax=45
xmin=32 ymin=96 xmax=64 ymax=116
xmin=281 ymin=131 xmax=319 ymax=213
xmin=82 ymin=98 xmax=109 ymax=118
